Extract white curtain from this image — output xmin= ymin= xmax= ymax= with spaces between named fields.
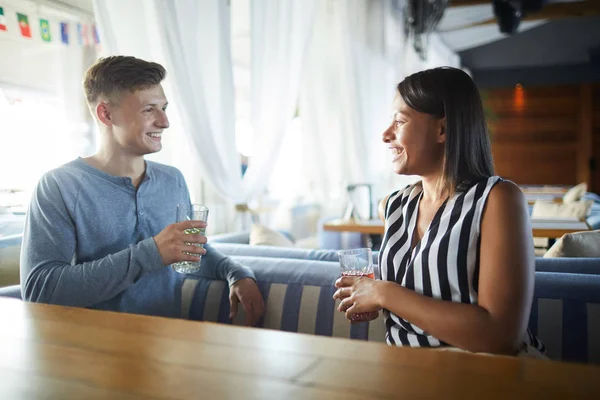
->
xmin=299 ymin=0 xmax=406 ymax=217
xmin=153 ymin=0 xmax=244 ymax=202
xmin=299 ymin=1 xmax=461 ymax=218
xmin=93 ymin=0 xmax=316 ymax=231
xmin=242 ymin=0 xmax=317 ymax=201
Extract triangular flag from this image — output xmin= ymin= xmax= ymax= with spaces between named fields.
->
xmin=0 ymin=7 xmax=7 ymax=31
xmin=40 ymin=19 xmax=51 ymax=42
xmin=17 ymin=13 xmax=31 ymax=38
xmin=60 ymin=22 xmax=68 ymax=44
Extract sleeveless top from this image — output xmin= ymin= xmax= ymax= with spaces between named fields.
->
xmin=378 ymin=176 xmax=545 ymax=352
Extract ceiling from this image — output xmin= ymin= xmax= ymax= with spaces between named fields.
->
xmin=458 ymin=15 xmax=600 ymax=70
xmin=437 ymin=0 xmax=600 ymax=71
xmin=437 ymin=3 xmax=548 ymax=52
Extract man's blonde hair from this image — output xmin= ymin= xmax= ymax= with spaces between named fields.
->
xmin=83 ymin=55 xmax=166 ymax=105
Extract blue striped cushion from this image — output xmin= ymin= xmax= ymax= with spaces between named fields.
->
xmin=530 ymin=272 xmax=600 ymax=363
xmin=183 ymin=256 xmax=386 ymax=342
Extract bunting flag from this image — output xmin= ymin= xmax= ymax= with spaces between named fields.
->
xmin=17 ymin=13 xmax=31 ymax=38
xmin=40 ymin=18 xmax=51 ymax=42
xmin=0 ymin=7 xmax=7 ymax=31
xmin=60 ymin=22 xmax=68 ymax=44
xmin=92 ymin=24 xmax=100 ymax=45
xmin=77 ymin=22 xmax=83 ymax=45
xmin=82 ymin=23 xmax=89 ymax=45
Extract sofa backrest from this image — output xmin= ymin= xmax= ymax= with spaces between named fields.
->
xmin=535 ymin=257 xmax=600 ymax=275
xmin=185 ymin=256 xmax=600 ymax=364
xmin=208 ymin=230 xmax=295 ymax=245
xmin=210 ymin=242 xmax=600 ymax=275
xmin=0 ymin=234 xmax=22 ymax=287
xmin=184 ymin=256 xmax=387 ymax=342
xmin=210 ymin=242 xmax=380 ymax=265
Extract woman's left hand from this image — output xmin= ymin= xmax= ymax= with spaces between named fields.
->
xmin=332 ymin=276 xmax=384 ymax=319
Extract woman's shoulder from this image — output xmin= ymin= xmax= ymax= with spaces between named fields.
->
xmin=379 ymin=182 xmax=421 ymax=220
xmin=487 ymin=178 xmax=524 ymax=203
xmin=484 ymin=178 xmax=527 ymax=218
xmin=388 ymin=181 xmax=420 ymax=204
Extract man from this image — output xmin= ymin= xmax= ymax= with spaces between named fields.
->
xmin=20 ymin=56 xmax=264 ymax=325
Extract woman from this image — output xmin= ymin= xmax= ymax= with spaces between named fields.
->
xmin=333 ymin=67 xmax=544 ymax=356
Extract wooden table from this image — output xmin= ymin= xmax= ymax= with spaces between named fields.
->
xmin=1 ymin=298 xmax=599 ymax=399
xmin=324 ymin=219 xmax=591 ymax=240
xmin=323 ymin=219 xmax=385 ymax=235
xmin=531 ymin=219 xmax=591 ymax=239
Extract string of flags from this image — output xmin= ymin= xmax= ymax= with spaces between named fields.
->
xmin=0 ymin=5 xmax=99 ymax=46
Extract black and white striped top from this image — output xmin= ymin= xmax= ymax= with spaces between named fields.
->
xmin=378 ymin=176 xmax=544 ymax=350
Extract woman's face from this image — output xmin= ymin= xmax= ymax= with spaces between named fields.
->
xmin=382 ymin=92 xmax=446 ymax=176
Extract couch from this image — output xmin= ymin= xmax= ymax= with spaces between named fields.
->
xmin=2 ymin=254 xmax=600 ymax=365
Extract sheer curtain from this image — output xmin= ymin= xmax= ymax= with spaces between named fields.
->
xmin=94 ymin=0 xmax=316 ymax=230
xmin=300 ymin=0 xmax=407 ymax=217
xmin=242 ymin=0 xmax=317 ymax=201
xmin=300 ymin=1 xmax=461 ymax=217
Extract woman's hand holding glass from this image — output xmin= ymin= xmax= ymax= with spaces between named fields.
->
xmin=333 ymin=276 xmax=384 ymax=322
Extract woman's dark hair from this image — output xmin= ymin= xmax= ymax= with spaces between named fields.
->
xmin=397 ymin=67 xmax=494 ymax=194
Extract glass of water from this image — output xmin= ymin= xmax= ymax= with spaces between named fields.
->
xmin=172 ymin=204 xmax=209 ymax=274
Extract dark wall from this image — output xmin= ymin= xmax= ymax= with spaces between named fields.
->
xmin=472 ymin=64 xmax=600 ymax=89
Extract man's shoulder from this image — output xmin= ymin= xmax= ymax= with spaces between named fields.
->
xmin=147 ymin=161 xmax=186 ymax=184
xmin=31 ymin=159 xmax=89 ymax=204
xmin=39 ymin=159 xmax=87 ymax=185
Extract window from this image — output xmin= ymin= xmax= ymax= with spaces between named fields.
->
xmin=0 ymin=85 xmax=93 ymax=212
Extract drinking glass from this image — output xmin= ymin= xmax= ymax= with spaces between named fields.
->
xmin=337 ymin=248 xmax=379 ymax=323
xmin=172 ymin=204 xmax=209 ymax=274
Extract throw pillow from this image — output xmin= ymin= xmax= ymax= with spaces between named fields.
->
xmin=532 ymin=200 xmax=592 ymax=221
xmin=249 ymin=224 xmax=295 ymax=247
xmin=563 ymin=183 xmax=587 ymax=203
xmin=544 ymin=230 xmax=600 ymax=258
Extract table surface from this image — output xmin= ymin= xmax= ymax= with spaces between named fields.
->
xmin=323 ymin=218 xmax=591 ymax=239
xmin=1 ymin=298 xmax=599 ymax=399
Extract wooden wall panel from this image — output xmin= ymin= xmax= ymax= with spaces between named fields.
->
xmin=578 ymin=85 xmax=593 ymax=187
xmin=482 ymin=84 xmax=598 ymax=188
xmin=593 ymin=84 xmax=600 ymax=193
xmin=484 ymin=86 xmax=580 ymax=117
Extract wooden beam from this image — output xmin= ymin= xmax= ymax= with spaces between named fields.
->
xmin=443 ymin=0 xmax=600 ymax=30
xmin=577 ymin=84 xmax=593 ymax=187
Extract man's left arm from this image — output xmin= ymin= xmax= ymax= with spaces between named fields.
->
xmin=196 ymin=243 xmax=254 ymax=284
xmin=195 ymin=244 xmax=264 ymax=326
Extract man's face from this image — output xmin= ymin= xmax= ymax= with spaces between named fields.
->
xmin=108 ymin=84 xmax=169 ymax=156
